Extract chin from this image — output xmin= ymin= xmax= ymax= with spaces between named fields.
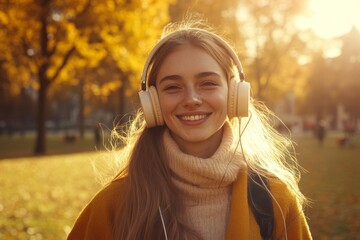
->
xmin=181 ymin=130 xmax=220 ymax=143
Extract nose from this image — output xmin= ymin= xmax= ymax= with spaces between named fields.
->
xmin=183 ymin=87 xmax=202 ymax=107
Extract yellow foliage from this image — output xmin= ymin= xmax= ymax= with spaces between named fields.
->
xmin=1 ymin=0 xmax=173 ymax=102
xmin=0 ymin=10 xmax=8 ymax=24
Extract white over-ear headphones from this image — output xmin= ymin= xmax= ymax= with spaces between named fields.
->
xmin=138 ymin=28 xmax=250 ymax=128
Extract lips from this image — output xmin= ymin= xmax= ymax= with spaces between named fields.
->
xmin=177 ymin=113 xmax=211 ymax=122
xmin=180 ymin=114 xmax=206 ymax=121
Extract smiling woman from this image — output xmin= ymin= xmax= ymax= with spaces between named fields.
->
xmin=155 ymin=44 xmax=228 ymax=158
xmin=67 ymin=22 xmax=312 ymax=240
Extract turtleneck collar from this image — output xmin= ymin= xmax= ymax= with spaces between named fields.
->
xmin=163 ymin=121 xmax=245 ymax=189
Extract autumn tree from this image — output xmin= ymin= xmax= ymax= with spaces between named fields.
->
xmin=54 ymin=0 xmax=172 ymax=138
xmin=234 ymin=0 xmax=310 ymax=105
xmin=169 ymin=0 xmax=243 ymax=44
xmin=335 ymin=27 xmax=360 ymax=119
xmin=0 ymin=0 xmax=172 ymax=154
xmin=169 ymin=0 xmax=311 ymax=106
xmin=298 ymin=27 xmax=360 ymax=125
xmin=298 ymin=53 xmax=338 ymax=120
xmin=0 ymin=1 xmax=42 ymax=135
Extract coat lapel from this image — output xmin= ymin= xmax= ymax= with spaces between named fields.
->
xmin=225 ymin=170 xmax=250 ymax=239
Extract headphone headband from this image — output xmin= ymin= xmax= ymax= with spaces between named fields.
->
xmin=138 ymin=28 xmax=250 ymax=127
xmin=140 ymin=28 xmax=245 ymax=91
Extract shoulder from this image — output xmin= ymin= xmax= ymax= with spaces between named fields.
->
xmin=268 ymin=177 xmax=296 ymax=205
xmin=67 ymin=177 xmax=127 ymax=240
xmin=83 ymin=177 xmax=128 ymax=222
xmin=267 ymin=176 xmax=302 ymax=218
xmin=267 ymin=177 xmax=312 ymax=239
xmin=91 ymin=177 xmax=127 ymax=207
xmin=238 ymin=170 xmax=300 ymax=216
xmin=233 ymin=170 xmax=311 ymax=239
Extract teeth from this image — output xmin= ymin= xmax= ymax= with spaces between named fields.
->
xmin=181 ymin=115 xmax=206 ymax=121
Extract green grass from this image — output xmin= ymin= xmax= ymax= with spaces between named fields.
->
xmin=0 ymin=132 xmax=107 ymax=159
xmin=0 ymin=152 xmax=103 ymax=240
xmin=0 ymin=135 xmax=359 ymax=239
xmin=296 ymin=135 xmax=360 ymax=240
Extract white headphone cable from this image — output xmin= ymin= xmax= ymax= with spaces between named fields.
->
xmin=218 ymin=113 xmax=253 ymax=188
xmin=237 ymin=111 xmax=288 ymax=240
xmin=257 ymin=174 xmax=288 ymax=240
xmin=240 ymin=146 xmax=288 ymax=240
xmin=158 ymin=206 xmax=169 ymax=240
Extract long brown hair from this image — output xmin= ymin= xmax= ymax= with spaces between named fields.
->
xmin=109 ymin=22 xmax=307 ymax=239
xmin=112 ymin=24 xmax=239 ymax=240
xmin=112 ymin=114 xmax=200 ymax=239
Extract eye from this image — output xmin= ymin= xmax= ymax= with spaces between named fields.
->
xmin=201 ymin=81 xmax=218 ymax=88
xmin=162 ymin=84 xmax=181 ymax=92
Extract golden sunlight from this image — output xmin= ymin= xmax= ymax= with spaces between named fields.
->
xmin=302 ymin=0 xmax=360 ymax=39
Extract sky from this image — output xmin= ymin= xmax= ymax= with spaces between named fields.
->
xmin=300 ymin=0 xmax=360 ymax=39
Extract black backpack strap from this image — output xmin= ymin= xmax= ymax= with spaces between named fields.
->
xmin=248 ymin=170 xmax=275 ymax=240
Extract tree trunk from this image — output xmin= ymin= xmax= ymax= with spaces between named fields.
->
xmin=78 ymin=77 xmax=85 ymax=139
xmin=34 ymin=0 xmax=50 ymax=155
xmin=34 ymin=68 xmax=48 ymax=154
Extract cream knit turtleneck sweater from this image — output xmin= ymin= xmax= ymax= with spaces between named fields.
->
xmin=163 ymin=122 xmax=246 ymax=240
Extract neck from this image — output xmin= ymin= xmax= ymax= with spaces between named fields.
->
xmin=169 ymin=128 xmax=224 ymax=158
xmin=163 ymin=120 xmax=245 ymax=188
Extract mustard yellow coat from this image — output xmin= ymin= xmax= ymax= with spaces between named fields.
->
xmin=68 ymin=170 xmax=312 ymax=240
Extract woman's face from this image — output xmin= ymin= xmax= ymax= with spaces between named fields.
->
xmin=155 ymin=43 xmax=228 ymax=157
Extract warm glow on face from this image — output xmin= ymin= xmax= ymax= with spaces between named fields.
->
xmin=301 ymin=0 xmax=360 ymax=39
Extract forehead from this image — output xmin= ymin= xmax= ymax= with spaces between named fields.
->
xmin=156 ymin=44 xmax=224 ymax=77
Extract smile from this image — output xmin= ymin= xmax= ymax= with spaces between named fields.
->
xmin=180 ymin=114 xmax=207 ymax=121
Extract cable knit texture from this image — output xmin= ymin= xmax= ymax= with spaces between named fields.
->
xmin=163 ymin=122 xmax=245 ymax=240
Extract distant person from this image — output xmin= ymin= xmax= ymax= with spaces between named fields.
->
xmin=315 ymin=120 xmax=326 ymax=146
xmin=344 ymin=119 xmax=356 ymax=137
xmin=68 ymin=22 xmax=311 ymax=240
xmin=337 ymin=133 xmax=356 ymax=147
xmin=338 ymin=120 xmax=357 ymax=147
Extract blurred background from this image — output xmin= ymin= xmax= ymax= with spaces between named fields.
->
xmin=0 ymin=0 xmax=359 ymax=239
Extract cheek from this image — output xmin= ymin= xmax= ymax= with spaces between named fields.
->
xmin=158 ymin=93 xmax=177 ymax=115
xmin=212 ymin=91 xmax=228 ymax=111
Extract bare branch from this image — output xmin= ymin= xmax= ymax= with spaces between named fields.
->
xmin=49 ymin=42 xmax=57 ymax=57
xmin=50 ymin=46 xmax=75 ymax=83
xmin=77 ymin=0 xmax=92 ymax=17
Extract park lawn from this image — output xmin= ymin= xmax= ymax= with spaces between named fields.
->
xmin=0 ymin=152 xmax=104 ymax=240
xmin=0 ymin=132 xmax=101 ymax=159
xmin=0 ymin=135 xmax=359 ymax=239
xmin=296 ymin=135 xmax=360 ymax=240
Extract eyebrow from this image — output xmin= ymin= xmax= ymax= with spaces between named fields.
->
xmin=158 ymin=71 xmax=222 ymax=85
xmin=196 ymin=71 xmax=221 ymax=79
xmin=158 ymin=75 xmax=182 ymax=84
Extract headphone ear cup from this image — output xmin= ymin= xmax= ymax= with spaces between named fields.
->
xmin=228 ymin=79 xmax=250 ymax=118
xmin=138 ymin=86 xmax=164 ymax=128
xmin=148 ymin=86 xmax=164 ymax=126
xmin=138 ymin=90 xmax=157 ymax=128
xmin=227 ymin=78 xmax=238 ymax=119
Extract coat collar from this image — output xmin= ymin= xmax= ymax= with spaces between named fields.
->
xmin=226 ymin=169 xmax=253 ymax=240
